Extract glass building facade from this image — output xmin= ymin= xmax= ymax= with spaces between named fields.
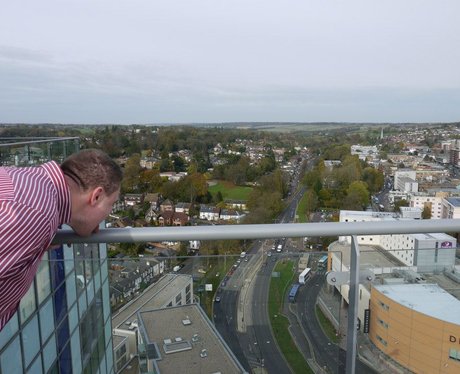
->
xmin=0 ymin=138 xmax=114 ymax=374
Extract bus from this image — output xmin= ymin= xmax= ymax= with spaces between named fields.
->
xmin=288 ymin=284 xmax=300 ymax=303
xmin=318 ymin=255 xmax=328 ymax=270
xmin=299 ymin=267 xmax=311 ymax=284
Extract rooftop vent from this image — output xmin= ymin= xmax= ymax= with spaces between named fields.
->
xmin=200 ymin=349 xmax=208 ymax=358
xmin=182 ymin=318 xmax=192 ymax=326
xmin=175 ymin=337 xmax=183 ymax=342
xmin=192 ymin=333 xmax=200 ymax=342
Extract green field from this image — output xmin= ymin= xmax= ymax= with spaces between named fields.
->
xmin=269 ymin=260 xmax=313 ymax=374
xmin=208 ymin=181 xmax=252 ymax=201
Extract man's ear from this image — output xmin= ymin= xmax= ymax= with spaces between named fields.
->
xmin=89 ymin=187 xmax=104 ymax=206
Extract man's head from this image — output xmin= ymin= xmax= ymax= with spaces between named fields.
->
xmin=61 ymin=149 xmax=123 ymax=236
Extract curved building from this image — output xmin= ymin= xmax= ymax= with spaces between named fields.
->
xmin=370 ymin=283 xmax=460 ymax=374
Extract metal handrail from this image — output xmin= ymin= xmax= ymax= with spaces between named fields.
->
xmin=54 ymin=218 xmax=460 ymax=244
xmin=53 ymin=218 xmax=460 ymax=374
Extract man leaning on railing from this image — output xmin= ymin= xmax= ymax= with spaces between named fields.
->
xmin=0 ymin=149 xmax=122 ymax=331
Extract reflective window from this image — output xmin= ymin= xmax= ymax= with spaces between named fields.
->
xmin=1 ymin=336 xmax=23 ymax=374
xmin=36 ymin=256 xmax=51 ymax=305
xmin=39 ymin=298 xmax=55 ymax=343
xmin=94 ymin=269 xmax=101 ymax=291
xmin=19 ymin=282 xmax=36 ymax=323
xmin=65 ymin=275 xmax=77 ymax=314
xmin=42 ymin=334 xmax=57 ymax=372
xmin=87 ymin=279 xmax=95 ymax=304
xmin=70 ymin=329 xmax=82 ymax=374
xmin=68 ymin=304 xmax=79 ymax=335
xmin=0 ymin=312 xmax=18 ymax=350
xmin=63 ymin=246 xmax=75 ymax=276
xmin=102 ymin=280 xmax=111 ymax=322
xmin=27 ymin=356 xmax=43 ymax=374
xmin=100 ymin=259 xmax=108 ymax=283
xmin=22 ymin=315 xmax=40 ymax=367
xmin=78 ymin=292 xmax=88 ymax=318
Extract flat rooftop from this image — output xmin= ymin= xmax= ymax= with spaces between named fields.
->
xmin=329 ymin=241 xmax=404 ymax=269
xmin=374 ymin=283 xmax=460 ymax=325
xmin=446 ymin=197 xmax=460 ymax=207
xmin=112 ymin=273 xmax=192 ymax=329
xmin=411 ymin=232 xmax=456 ymax=242
xmin=138 ymin=304 xmax=245 ymax=374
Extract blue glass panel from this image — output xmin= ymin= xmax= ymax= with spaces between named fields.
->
xmin=70 ymin=329 xmax=82 ymax=374
xmin=49 ymin=246 xmax=66 ymax=291
xmin=22 ymin=315 xmax=40 ymax=367
xmin=104 ymin=317 xmax=113 ymax=351
xmin=63 ymin=246 xmax=75 ymax=276
xmin=59 ymin=343 xmax=72 ymax=374
xmin=106 ymin=344 xmax=114 ymax=373
xmin=36 ymin=255 xmax=51 ymax=305
xmin=27 ymin=356 xmax=43 ymax=374
xmin=42 ymin=334 xmax=57 ymax=372
xmin=94 ymin=269 xmax=101 ymax=291
xmin=99 ymin=354 xmax=107 ymax=374
xmin=100 ymin=259 xmax=108 ymax=283
xmin=0 ymin=312 xmax=18 ymax=350
xmin=19 ymin=282 xmax=36 ymax=324
xmin=1 ymin=336 xmax=23 ymax=374
xmin=87 ymin=279 xmax=95 ymax=304
xmin=39 ymin=298 xmax=55 ymax=344
xmin=78 ymin=292 xmax=88 ymax=318
xmin=66 ymin=271 xmax=77 ymax=307
xmin=102 ymin=280 xmax=110 ymax=322
xmin=56 ymin=316 xmax=70 ymax=352
xmin=68 ymin=304 xmax=79 ymax=335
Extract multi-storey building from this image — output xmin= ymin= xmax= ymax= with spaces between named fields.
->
xmin=0 ymin=138 xmax=114 ymax=374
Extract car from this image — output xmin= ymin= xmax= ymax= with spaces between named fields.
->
xmin=215 ymin=296 xmax=221 ymax=302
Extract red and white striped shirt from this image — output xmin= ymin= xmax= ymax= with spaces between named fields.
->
xmin=0 ymin=161 xmax=71 ymax=331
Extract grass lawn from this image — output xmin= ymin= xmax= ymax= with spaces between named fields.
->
xmin=296 ymin=191 xmax=310 ymax=223
xmin=269 ymin=260 xmax=314 ymax=374
xmin=316 ymin=306 xmax=340 ymax=344
xmin=208 ymin=180 xmax=253 ymax=201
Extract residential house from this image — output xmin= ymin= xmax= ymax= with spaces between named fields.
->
xmin=199 ymin=205 xmax=220 ymax=221
xmin=124 ymin=193 xmax=144 ymax=206
xmin=175 ymin=202 xmax=192 ymax=215
xmin=158 ymin=211 xmax=189 ymax=226
xmin=160 ymin=199 xmax=174 ymax=212
xmin=220 ymin=209 xmax=244 ymax=222
xmin=145 ymin=193 xmax=162 ymax=210
xmin=225 ymin=199 xmax=248 ymax=211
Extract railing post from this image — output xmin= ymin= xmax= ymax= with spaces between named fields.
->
xmin=346 ymin=235 xmax=360 ymax=374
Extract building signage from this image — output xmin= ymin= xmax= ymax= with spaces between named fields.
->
xmin=449 ymin=335 xmax=460 ymax=344
xmin=363 ymin=309 xmax=370 ymax=333
xmin=441 ymin=241 xmax=453 ymax=248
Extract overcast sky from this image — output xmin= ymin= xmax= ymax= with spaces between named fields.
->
xmin=1 ymin=0 xmax=459 ymax=124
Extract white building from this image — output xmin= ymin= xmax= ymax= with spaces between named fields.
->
xmin=351 ymin=144 xmax=378 ymax=161
xmin=339 ymin=210 xmax=456 ymax=272
xmin=394 ymin=170 xmax=416 ymax=191
xmin=441 ymin=197 xmax=460 ymax=219
xmin=410 ymin=193 xmax=444 ymax=219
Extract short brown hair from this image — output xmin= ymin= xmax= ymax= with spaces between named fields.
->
xmin=61 ymin=149 xmax=122 ymax=194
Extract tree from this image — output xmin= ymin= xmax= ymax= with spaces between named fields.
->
xmin=122 ymin=154 xmax=142 ymax=193
xmin=140 ymin=169 xmax=163 ymax=192
xmin=343 ymin=181 xmax=369 ymax=210
xmin=362 ymin=167 xmax=384 ymax=193
xmin=304 ymin=190 xmax=318 ymax=214
xmin=422 ymin=205 xmax=432 ymax=219
xmin=394 ymin=199 xmax=409 ymax=212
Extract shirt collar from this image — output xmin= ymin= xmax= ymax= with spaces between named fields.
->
xmin=41 ymin=161 xmax=72 ymax=225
